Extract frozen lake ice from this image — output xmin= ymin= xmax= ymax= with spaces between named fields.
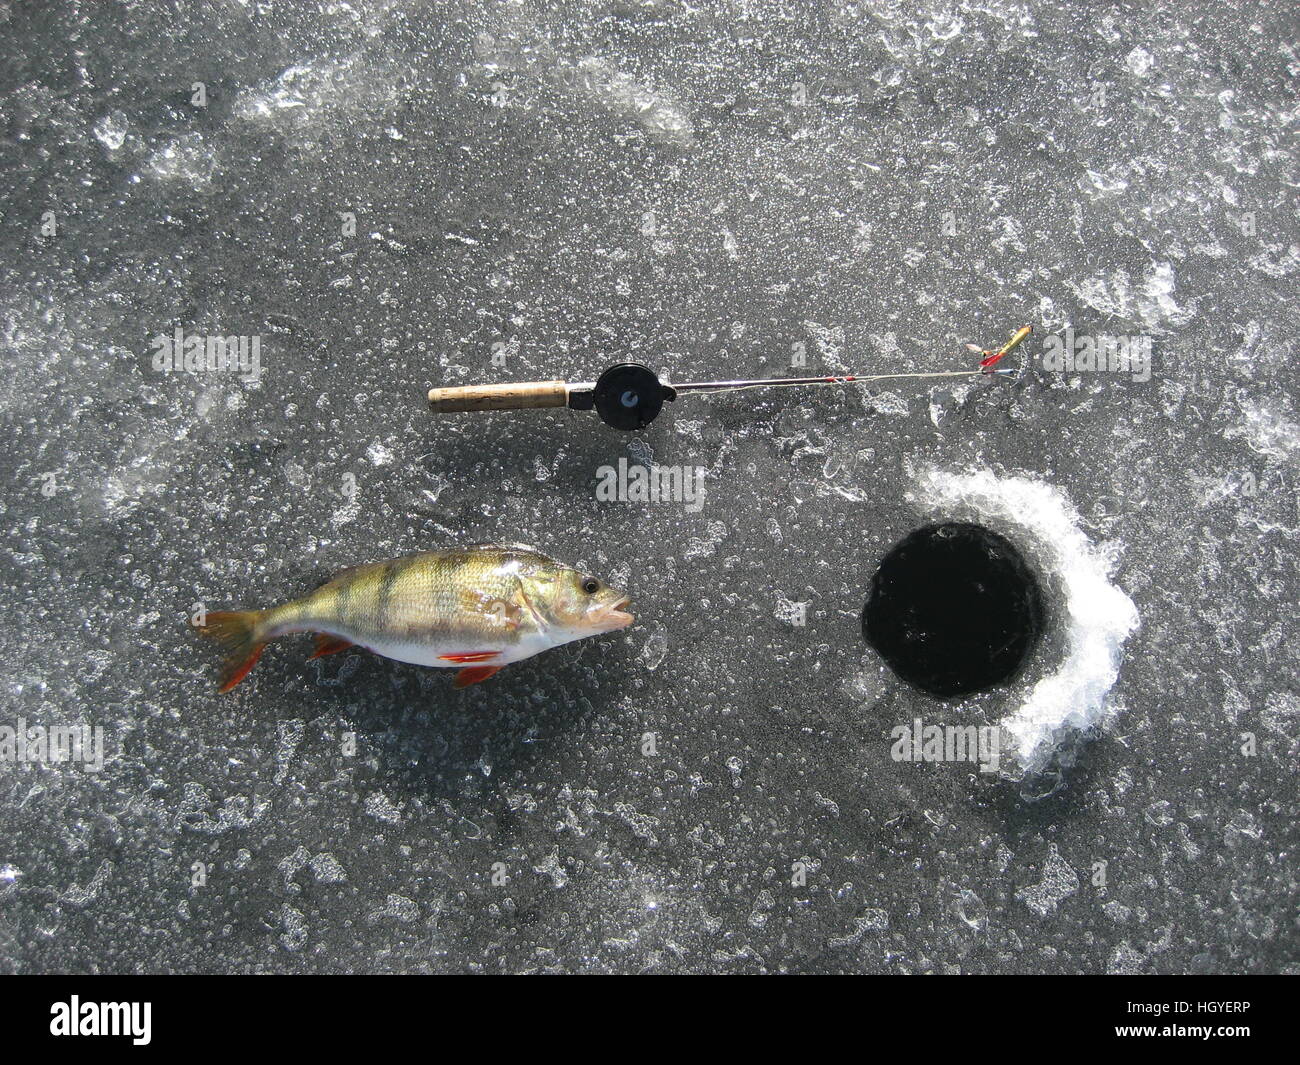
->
xmin=0 ymin=0 xmax=1295 ymax=973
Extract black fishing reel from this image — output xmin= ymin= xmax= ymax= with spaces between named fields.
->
xmin=568 ymin=363 xmax=678 ymax=431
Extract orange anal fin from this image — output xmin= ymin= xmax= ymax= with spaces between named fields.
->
xmin=438 ymin=651 xmax=503 ymax=664
xmin=217 ymin=643 xmax=266 ymax=694
xmin=309 ymin=634 xmax=354 ymax=660
xmin=453 ymin=665 xmax=503 ymax=689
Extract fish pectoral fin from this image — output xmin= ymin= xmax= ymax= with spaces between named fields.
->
xmin=438 ymin=651 xmax=503 ymax=664
xmin=308 ymin=634 xmax=355 ymax=660
xmin=453 ymin=665 xmax=503 ymax=689
xmin=458 ymin=589 xmax=521 ymax=631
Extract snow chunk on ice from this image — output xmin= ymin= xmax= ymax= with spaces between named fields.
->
xmin=233 ymin=55 xmax=396 ymax=135
xmin=1126 ymin=47 xmax=1154 ymax=77
xmin=1224 ymin=395 xmax=1299 ymax=464
xmin=1015 ymin=845 xmax=1079 ymax=916
xmin=142 ymin=132 xmax=215 ymax=188
xmin=572 ymin=56 xmax=693 ymax=146
xmin=1068 ymin=261 xmax=1191 ymax=333
xmin=639 ymin=625 xmax=668 ymax=671
xmin=92 ymin=110 xmax=128 ymax=151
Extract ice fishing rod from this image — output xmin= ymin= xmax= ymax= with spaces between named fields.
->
xmin=426 ymin=325 xmax=1031 ymax=431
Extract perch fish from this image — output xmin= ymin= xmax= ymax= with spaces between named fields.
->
xmin=193 ymin=544 xmax=633 ymax=691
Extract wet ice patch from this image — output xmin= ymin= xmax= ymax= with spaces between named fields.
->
xmin=911 ymin=466 xmax=1140 ymax=777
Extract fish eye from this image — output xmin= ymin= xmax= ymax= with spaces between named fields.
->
xmin=582 ymin=577 xmax=600 ymax=595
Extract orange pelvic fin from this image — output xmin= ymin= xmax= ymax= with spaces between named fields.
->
xmin=192 ymin=610 xmax=268 ymax=693
xmin=438 ymin=651 xmax=502 ymax=664
xmin=454 ymin=665 xmax=503 ymax=688
xmin=309 ymin=634 xmax=354 ymax=660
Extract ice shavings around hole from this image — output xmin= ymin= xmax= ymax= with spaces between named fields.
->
xmin=911 ymin=467 xmax=1140 ymax=777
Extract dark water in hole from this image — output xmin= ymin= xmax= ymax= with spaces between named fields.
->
xmin=863 ymin=522 xmax=1043 ymax=697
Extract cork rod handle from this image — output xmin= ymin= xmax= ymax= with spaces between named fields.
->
xmin=427 ymin=380 xmax=569 ymax=413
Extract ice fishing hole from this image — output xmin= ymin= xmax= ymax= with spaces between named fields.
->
xmin=862 ymin=522 xmax=1044 ymax=698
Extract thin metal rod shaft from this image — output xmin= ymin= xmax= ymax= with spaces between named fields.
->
xmin=669 ymin=368 xmax=1013 ymax=395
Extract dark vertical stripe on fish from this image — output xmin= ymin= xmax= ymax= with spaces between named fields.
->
xmin=375 ymin=560 xmax=400 ymax=631
xmin=394 ymin=553 xmax=430 ymax=638
xmin=337 ymin=571 xmax=354 ymax=629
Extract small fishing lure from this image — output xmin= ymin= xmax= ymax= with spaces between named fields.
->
xmin=969 ymin=325 xmax=1033 ymax=370
xmin=427 ymin=326 xmax=1030 ymax=431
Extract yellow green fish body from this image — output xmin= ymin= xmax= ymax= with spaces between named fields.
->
xmin=193 ymin=544 xmax=633 ymax=691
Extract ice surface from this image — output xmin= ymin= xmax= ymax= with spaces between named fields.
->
xmin=0 ymin=0 xmax=1296 ymax=974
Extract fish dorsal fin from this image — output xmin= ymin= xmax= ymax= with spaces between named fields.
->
xmin=465 ymin=541 xmax=547 ymax=556
xmin=313 ymin=559 xmax=386 ymax=589
xmin=464 ymin=543 xmax=560 ymax=570
xmin=317 ymin=545 xmax=555 ymax=589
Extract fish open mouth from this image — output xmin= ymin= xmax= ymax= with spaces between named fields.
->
xmin=596 ymin=596 xmax=635 ymax=630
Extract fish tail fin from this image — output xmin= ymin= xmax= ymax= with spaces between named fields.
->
xmin=192 ymin=610 xmax=269 ymax=693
